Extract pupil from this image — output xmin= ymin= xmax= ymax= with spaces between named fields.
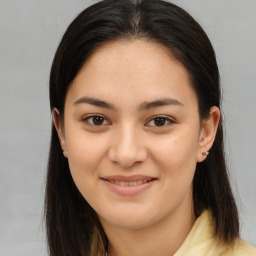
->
xmin=93 ymin=116 xmax=104 ymax=125
xmin=154 ymin=117 xmax=166 ymax=126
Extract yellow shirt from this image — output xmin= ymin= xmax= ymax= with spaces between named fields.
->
xmin=174 ymin=210 xmax=256 ymax=256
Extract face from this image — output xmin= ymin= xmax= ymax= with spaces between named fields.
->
xmin=55 ymin=40 xmax=218 ymax=230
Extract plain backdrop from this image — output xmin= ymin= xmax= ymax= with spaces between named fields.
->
xmin=0 ymin=0 xmax=255 ymax=255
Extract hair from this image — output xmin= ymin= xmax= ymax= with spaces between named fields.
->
xmin=45 ymin=0 xmax=239 ymax=255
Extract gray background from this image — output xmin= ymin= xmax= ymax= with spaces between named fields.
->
xmin=0 ymin=0 xmax=255 ymax=255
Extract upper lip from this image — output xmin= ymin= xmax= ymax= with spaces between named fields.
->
xmin=101 ymin=175 xmax=157 ymax=182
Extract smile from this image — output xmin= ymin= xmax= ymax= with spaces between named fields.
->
xmin=108 ymin=179 xmax=153 ymax=186
xmin=101 ymin=176 xmax=157 ymax=196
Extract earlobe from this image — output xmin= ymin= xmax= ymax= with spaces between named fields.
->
xmin=197 ymin=106 xmax=220 ymax=162
xmin=53 ymin=108 xmax=67 ymax=157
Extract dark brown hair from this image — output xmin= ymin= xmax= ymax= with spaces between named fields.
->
xmin=45 ymin=0 xmax=239 ymax=255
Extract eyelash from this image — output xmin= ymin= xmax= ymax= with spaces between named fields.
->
xmin=82 ymin=115 xmax=111 ymax=126
xmin=146 ymin=115 xmax=174 ymax=127
xmin=82 ymin=115 xmax=174 ymax=127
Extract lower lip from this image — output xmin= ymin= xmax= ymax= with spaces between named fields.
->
xmin=102 ymin=179 xmax=157 ymax=196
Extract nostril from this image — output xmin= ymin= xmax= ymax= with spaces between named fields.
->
xmin=107 ymin=131 xmax=148 ymax=167
xmin=108 ymin=146 xmax=147 ymax=168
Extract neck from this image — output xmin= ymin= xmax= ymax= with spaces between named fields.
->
xmin=102 ymin=202 xmax=195 ymax=256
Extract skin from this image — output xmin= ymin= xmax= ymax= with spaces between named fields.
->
xmin=54 ymin=40 xmax=220 ymax=256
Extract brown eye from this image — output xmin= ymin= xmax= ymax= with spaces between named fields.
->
xmin=92 ymin=116 xmax=104 ymax=125
xmin=154 ymin=117 xmax=167 ymax=126
xmin=146 ymin=116 xmax=174 ymax=127
xmin=84 ymin=115 xmax=109 ymax=126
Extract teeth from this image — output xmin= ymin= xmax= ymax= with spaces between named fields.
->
xmin=120 ymin=181 xmax=129 ymax=186
xmin=111 ymin=179 xmax=151 ymax=186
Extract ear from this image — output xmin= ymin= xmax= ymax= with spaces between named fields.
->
xmin=53 ymin=108 xmax=68 ymax=158
xmin=197 ymin=106 xmax=220 ymax=162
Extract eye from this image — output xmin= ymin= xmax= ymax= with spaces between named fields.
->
xmin=83 ymin=115 xmax=110 ymax=126
xmin=146 ymin=116 xmax=174 ymax=127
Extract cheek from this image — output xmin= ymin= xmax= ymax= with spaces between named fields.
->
xmin=151 ymin=131 xmax=199 ymax=172
xmin=65 ymin=132 xmax=110 ymax=210
xmin=149 ymin=129 xmax=200 ymax=203
xmin=65 ymin=130 xmax=108 ymax=184
xmin=151 ymin=133 xmax=198 ymax=205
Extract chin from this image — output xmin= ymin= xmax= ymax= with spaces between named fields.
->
xmin=99 ymin=206 xmax=161 ymax=230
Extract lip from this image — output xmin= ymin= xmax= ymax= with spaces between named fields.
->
xmin=101 ymin=175 xmax=157 ymax=196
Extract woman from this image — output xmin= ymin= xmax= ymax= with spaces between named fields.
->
xmin=45 ymin=0 xmax=256 ymax=255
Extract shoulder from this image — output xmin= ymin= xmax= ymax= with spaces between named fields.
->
xmin=211 ymin=238 xmax=256 ymax=256
xmin=204 ymin=238 xmax=256 ymax=256
xmin=229 ymin=238 xmax=256 ymax=256
xmin=174 ymin=210 xmax=256 ymax=256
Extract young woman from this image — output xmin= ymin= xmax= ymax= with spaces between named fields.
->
xmin=45 ymin=0 xmax=256 ymax=255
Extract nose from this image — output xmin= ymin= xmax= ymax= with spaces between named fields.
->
xmin=108 ymin=125 xmax=148 ymax=168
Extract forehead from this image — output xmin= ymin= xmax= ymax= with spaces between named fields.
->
xmin=67 ymin=40 xmax=197 ymax=109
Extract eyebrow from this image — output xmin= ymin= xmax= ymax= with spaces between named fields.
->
xmin=138 ymin=98 xmax=184 ymax=111
xmin=73 ymin=97 xmax=183 ymax=111
xmin=74 ymin=97 xmax=116 ymax=110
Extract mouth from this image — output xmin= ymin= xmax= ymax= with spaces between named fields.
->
xmin=104 ymin=178 xmax=156 ymax=186
xmin=101 ymin=175 xmax=157 ymax=196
